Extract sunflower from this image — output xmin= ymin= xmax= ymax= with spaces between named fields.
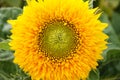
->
xmin=8 ymin=0 xmax=108 ymax=80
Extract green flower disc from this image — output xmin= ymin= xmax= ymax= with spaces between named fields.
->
xmin=41 ymin=21 xmax=77 ymax=59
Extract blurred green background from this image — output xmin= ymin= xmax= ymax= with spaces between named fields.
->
xmin=0 ymin=0 xmax=120 ymax=80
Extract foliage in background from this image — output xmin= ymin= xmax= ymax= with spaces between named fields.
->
xmin=0 ymin=0 xmax=120 ymax=80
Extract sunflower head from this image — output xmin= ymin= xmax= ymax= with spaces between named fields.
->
xmin=8 ymin=0 xmax=108 ymax=80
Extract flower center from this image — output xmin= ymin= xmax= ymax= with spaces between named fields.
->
xmin=40 ymin=21 xmax=77 ymax=60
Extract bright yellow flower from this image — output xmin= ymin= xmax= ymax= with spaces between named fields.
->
xmin=8 ymin=0 xmax=108 ymax=80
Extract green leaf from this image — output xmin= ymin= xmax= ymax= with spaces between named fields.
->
xmin=0 ymin=7 xmax=22 ymax=22
xmin=102 ymin=44 xmax=120 ymax=61
xmin=0 ymin=39 xmax=10 ymax=50
xmin=99 ymin=43 xmax=120 ymax=79
xmin=111 ymin=12 xmax=120 ymax=40
xmin=0 ymin=61 xmax=16 ymax=76
xmin=99 ymin=12 xmax=120 ymax=61
xmin=87 ymin=69 xmax=100 ymax=80
xmin=99 ymin=12 xmax=120 ymax=80
xmin=0 ymin=7 xmax=22 ymax=39
xmin=0 ymin=71 xmax=11 ymax=80
xmin=99 ymin=50 xmax=120 ymax=79
xmin=0 ymin=50 xmax=14 ymax=61
xmin=99 ymin=13 xmax=120 ymax=45
xmin=0 ymin=62 xmax=31 ymax=80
